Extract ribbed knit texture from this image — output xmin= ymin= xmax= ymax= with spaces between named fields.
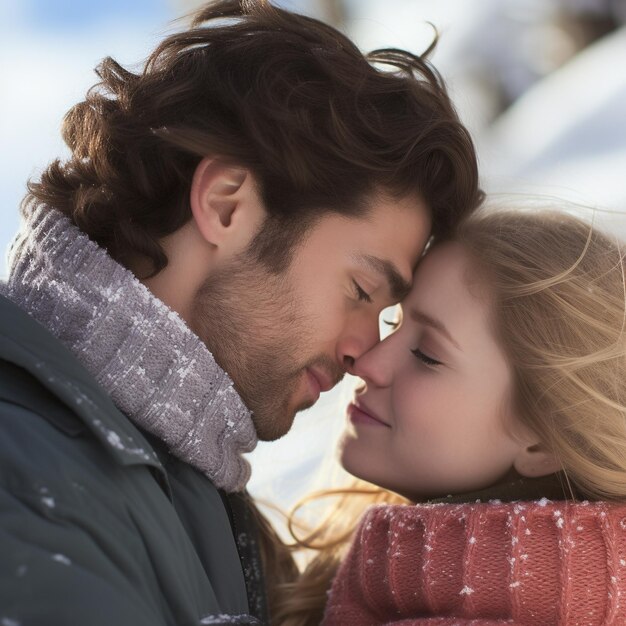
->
xmin=2 ymin=206 xmax=257 ymax=492
xmin=323 ymin=500 xmax=626 ymax=625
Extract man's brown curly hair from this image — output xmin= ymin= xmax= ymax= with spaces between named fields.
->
xmin=25 ymin=0 xmax=483 ymax=276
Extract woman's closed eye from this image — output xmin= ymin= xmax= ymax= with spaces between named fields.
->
xmin=411 ymin=347 xmax=442 ymax=367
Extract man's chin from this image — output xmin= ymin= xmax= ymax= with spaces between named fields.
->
xmin=252 ymin=410 xmax=294 ymax=441
xmin=252 ymin=399 xmax=315 ymax=441
xmin=254 ymin=422 xmax=292 ymax=442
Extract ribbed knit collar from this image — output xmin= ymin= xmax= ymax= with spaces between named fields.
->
xmin=3 ymin=206 xmax=257 ymax=492
xmin=428 ymin=472 xmax=578 ymax=505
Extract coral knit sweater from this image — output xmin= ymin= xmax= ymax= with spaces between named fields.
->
xmin=323 ymin=500 xmax=626 ymax=625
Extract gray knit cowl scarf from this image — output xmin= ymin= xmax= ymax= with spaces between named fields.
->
xmin=2 ymin=205 xmax=257 ymax=492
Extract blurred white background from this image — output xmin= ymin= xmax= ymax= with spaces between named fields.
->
xmin=2 ymin=0 xmax=626 ymax=515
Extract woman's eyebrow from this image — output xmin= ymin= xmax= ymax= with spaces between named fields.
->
xmin=409 ymin=308 xmax=461 ymax=350
xmin=355 ymin=254 xmax=412 ymax=301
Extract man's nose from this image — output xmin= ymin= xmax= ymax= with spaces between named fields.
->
xmin=337 ymin=313 xmax=381 ymax=374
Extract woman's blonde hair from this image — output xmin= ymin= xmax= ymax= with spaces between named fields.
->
xmin=263 ymin=482 xmax=408 ymax=625
xmin=265 ymin=206 xmax=626 ymax=625
xmin=459 ymin=208 xmax=626 ymax=501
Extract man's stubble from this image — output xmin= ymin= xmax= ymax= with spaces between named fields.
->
xmin=190 ymin=251 xmax=340 ymax=440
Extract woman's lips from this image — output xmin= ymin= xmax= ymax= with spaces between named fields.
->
xmin=347 ymin=402 xmax=390 ymax=427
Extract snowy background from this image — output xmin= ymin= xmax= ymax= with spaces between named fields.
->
xmin=2 ymin=0 xmax=626 ymax=518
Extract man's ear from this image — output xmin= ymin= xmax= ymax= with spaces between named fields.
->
xmin=189 ymin=157 xmax=266 ymax=254
xmin=513 ymin=440 xmax=562 ymax=478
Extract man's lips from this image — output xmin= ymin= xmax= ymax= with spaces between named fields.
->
xmin=307 ymin=367 xmax=337 ymax=393
xmin=347 ymin=401 xmax=390 ymax=427
xmin=305 ymin=367 xmax=339 ymax=402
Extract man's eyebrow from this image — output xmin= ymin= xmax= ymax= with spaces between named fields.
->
xmin=410 ymin=309 xmax=461 ymax=351
xmin=356 ymin=254 xmax=412 ymax=301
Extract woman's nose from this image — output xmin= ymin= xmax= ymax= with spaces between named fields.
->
xmin=351 ymin=333 xmax=395 ymax=388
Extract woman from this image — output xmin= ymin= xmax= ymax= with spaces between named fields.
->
xmin=270 ymin=207 xmax=626 ymax=625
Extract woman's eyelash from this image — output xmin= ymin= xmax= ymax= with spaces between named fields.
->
xmin=381 ymin=318 xmax=440 ymax=366
xmin=353 ymin=280 xmax=372 ymax=303
xmin=411 ymin=348 xmax=442 ymax=367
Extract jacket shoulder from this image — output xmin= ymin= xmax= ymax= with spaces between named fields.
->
xmin=0 ymin=358 xmax=84 ymax=436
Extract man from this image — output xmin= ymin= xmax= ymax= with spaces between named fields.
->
xmin=0 ymin=1 xmax=481 ymax=624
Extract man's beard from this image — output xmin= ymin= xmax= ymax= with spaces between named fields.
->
xmin=189 ymin=252 xmax=340 ymax=440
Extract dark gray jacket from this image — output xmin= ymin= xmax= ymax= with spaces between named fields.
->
xmin=0 ymin=294 xmax=267 ymax=625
